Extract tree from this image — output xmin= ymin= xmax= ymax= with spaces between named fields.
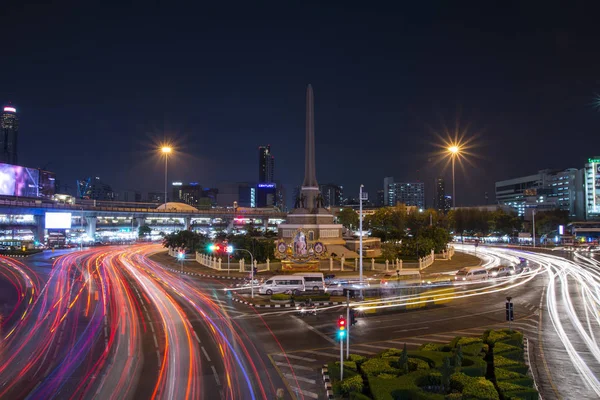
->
xmin=365 ymin=206 xmax=407 ymax=241
xmin=454 ymin=343 xmax=463 ymax=369
xmin=138 ymin=225 xmax=152 ymax=238
xmin=337 ymin=208 xmax=359 ymax=229
xmin=381 ymin=241 xmax=402 ymax=261
xmin=162 ymin=231 xmax=208 ymax=252
xmin=533 ymin=209 xmax=569 ymax=236
xmin=441 ymin=357 xmax=453 ymax=392
xmin=399 ymin=343 xmax=409 ymax=374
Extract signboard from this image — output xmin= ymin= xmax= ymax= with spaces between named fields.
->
xmin=0 ymin=163 xmax=40 ymax=197
xmin=45 ymin=212 xmax=72 ymax=229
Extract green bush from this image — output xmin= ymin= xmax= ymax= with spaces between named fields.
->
xmin=369 ymin=372 xmax=445 ymax=400
xmin=408 ymin=357 xmax=430 ymax=371
xmin=419 ymin=343 xmax=441 ymax=351
xmin=497 ymin=381 xmax=539 ymax=399
xmin=444 ymin=394 xmax=462 ymax=400
xmin=415 ymin=371 xmax=441 ymax=387
xmin=381 ymin=348 xmax=403 ymax=357
xmin=494 ymin=367 xmax=523 ymax=381
xmin=350 ymin=392 xmax=372 ymax=400
xmin=377 ymin=373 xmax=397 ymax=379
xmin=328 ymin=361 xmax=359 ymax=381
xmin=499 ymin=349 xmax=525 ymax=362
xmin=340 ymin=375 xmax=365 ymax=395
xmin=294 ymin=294 xmax=331 ymax=301
xmin=449 ymin=373 xmax=499 ymax=400
xmin=461 ymin=343 xmax=484 ymax=357
xmin=349 ymin=354 xmax=367 ymax=365
xmin=457 ymin=337 xmax=483 ymax=346
xmin=336 ymin=360 xmax=358 ymax=371
xmin=493 ymin=355 xmax=529 ymax=374
xmin=408 ymin=350 xmax=449 ymax=368
xmin=459 ymin=356 xmax=487 ymax=377
xmin=484 ymin=330 xmax=511 ymax=345
xmin=361 ymin=357 xmax=399 ymax=376
xmin=450 ymin=337 xmax=463 ymax=348
xmin=270 ymin=293 xmax=291 ymax=301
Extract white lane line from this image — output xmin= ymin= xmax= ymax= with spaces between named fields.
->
xmin=211 ymin=365 xmax=221 ymax=385
xmin=386 ymin=340 xmax=423 ymax=347
xmin=272 ymin=353 xmax=317 ymax=363
xmin=274 ymin=362 xmax=313 ymax=371
xmin=423 ymin=333 xmax=459 ymax=339
xmin=358 ymin=344 xmax=393 ymax=350
xmin=394 ymin=326 xmax=430 ymax=333
xmin=289 ymin=386 xmax=319 ymax=399
xmin=346 ymin=348 xmax=376 ymax=355
xmin=156 ymin=350 xmax=161 ymax=367
xmin=415 ymin=337 xmax=449 ymax=343
xmin=284 ymin=373 xmax=316 ymax=384
xmin=193 ymin=331 xmax=201 ymax=343
xmin=201 ymin=346 xmax=212 ymax=362
xmin=302 ymin=350 xmax=339 ymax=358
xmin=153 ymin=334 xmax=159 ymax=349
xmin=290 ymin=315 xmax=336 ymax=345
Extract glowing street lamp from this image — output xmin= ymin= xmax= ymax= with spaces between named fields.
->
xmin=447 ymin=144 xmax=461 ymax=208
xmin=160 ymin=146 xmax=173 ymax=204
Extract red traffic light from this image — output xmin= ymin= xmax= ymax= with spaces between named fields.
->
xmin=338 ymin=316 xmax=346 ymax=328
xmin=214 ymin=245 xmax=221 ymax=251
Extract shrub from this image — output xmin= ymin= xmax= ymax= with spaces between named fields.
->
xmin=419 ymin=343 xmax=441 ymax=351
xmin=361 ymin=357 xmax=399 ymax=376
xmin=408 ymin=351 xmax=449 ymax=368
xmin=350 ymin=392 xmax=372 ymax=400
xmin=460 ymin=343 xmax=484 ymax=357
xmin=499 ymin=349 xmax=525 ymax=362
xmin=459 ymin=356 xmax=487 ymax=377
xmin=415 ymin=371 xmax=441 ymax=387
xmin=484 ymin=330 xmax=511 ymax=345
xmin=449 ymin=373 xmax=499 ymax=400
xmin=493 ymin=355 xmax=528 ymax=374
xmin=450 ymin=337 xmax=463 ymax=348
xmin=378 ymin=373 xmax=397 ymax=379
xmin=457 ymin=337 xmax=483 ymax=347
xmin=494 ymin=367 xmax=523 ymax=381
xmin=369 ymin=371 xmax=445 ymax=400
xmin=340 ymin=375 xmax=364 ymax=395
xmin=444 ymin=394 xmax=462 ymax=400
xmin=270 ymin=293 xmax=291 ymax=301
xmin=381 ymin=348 xmax=403 ymax=357
xmin=408 ymin=358 xmax=430 ymax=371
xmin=336 ymin=360 xmax=358 ymax=371
xmin=497 ymin=381 xmax=539 ymax=400
xmin=349 ymin=354 xmax=367 ymax=365
xmin=294 ymin=294 xmax=331 ymax=302
xmin=328 ymin=361 xmax=359 ymax=381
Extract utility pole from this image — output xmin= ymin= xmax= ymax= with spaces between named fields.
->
xmin=359 ymin=184 xmax=364 ymax=299
xmin=346 ymin=291 xmax=350 ymax=359
xmin=532 ymin=209 xmax=536 ymax=248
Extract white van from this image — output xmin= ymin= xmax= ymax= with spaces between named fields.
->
xmin=293 ymin=273 xmax=325 ymax=291
xmin=259 ymin=275 xmax=306 ymax=295
xmin=454 ymin=267 xmax=488 ymax=282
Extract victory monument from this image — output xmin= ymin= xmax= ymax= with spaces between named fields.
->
xmin=276 ymin=85 xmax=345 ymax=271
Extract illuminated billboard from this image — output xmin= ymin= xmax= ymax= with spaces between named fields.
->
xmin=0 ymin=163 xmax=39 ymax=197
xmin=45 ymin=212 xmax=72 ymax=229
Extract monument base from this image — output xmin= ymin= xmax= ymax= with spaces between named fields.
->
xmin=281 ymin=259 xmax=321 ymax=272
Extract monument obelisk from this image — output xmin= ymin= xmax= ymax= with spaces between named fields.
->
xmin=277 ymin=85 xmax=344 ymax=249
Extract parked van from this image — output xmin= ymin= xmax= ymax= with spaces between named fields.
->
xmin=293 ymin=273 xmax=325 ymax=291
xmin=454 ymin=267 xmax=488 ymax=282
xmin=258 ymin=275 xmax=306 ymax=295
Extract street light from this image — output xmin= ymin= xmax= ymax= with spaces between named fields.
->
xmin=160 ymin=146 xmax=172 ymax=205
xmin=233 ymin=247 xmax=255 ymax=298
xmin=447 ymin=145 xmax=461 ymax=208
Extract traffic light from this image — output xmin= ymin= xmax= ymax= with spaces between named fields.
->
xmin=337 ymin=316 xmax=347 ymax=339
xmin=208 ymin=243 xmax=222 ymax=253
xmin=226 ymin=245 xmax=233 ymax=253
xmin=349 ymin=308 xmax=357 ymax=326
xmin=505 ymin=302 xmax=514 ymax=321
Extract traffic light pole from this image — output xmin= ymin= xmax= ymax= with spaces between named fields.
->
xmin=235 ymin=248 xmax=255 ymax=299
xmin=346 ymin=291 xmax=350 ymax=359
xmin=340 ymin=330 xmax=344 ymax=381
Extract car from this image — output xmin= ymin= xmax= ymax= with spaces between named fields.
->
xmin=454 ymin=267 xmax=488 ymax=282
xmin=489 ymin=266 xmax=513 ymax=278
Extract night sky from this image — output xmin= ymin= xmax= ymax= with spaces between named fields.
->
xmin=2 ymin=1 xmax=600 ymax=206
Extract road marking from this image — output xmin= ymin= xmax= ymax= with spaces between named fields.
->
xmin=193 ymin=331 xmax=201 ymax=343
xmin=156 ymin=350 xmax=161 ymax=367
xmin=415 ymin=337 xmax=448 ymax=343
xmin=274 ymin=361 xmax=314 ymax=371
xmin=272 ymin=353 xmax=317 ymax=363
xmin=290 ymin=315 xmax=336 ymax=345
xmin=386 ymin=340 xmax=423 ymax=347
xmin=201 ymin=346 xmax=212 ymax=362
xmin=422 ymin=333 xmax=458 ymax=340
xmin=302 ymin=350 xmax=340 ymax=358
xmin=393 ymin=326 xmax=429 ymax=333
xmin=346 ymin=348 xmax=376 ymax=355
xmin=290 ymin=386 xmax=319 ymax=399
xmin=358 ymin=344 xmax=394 ymax=350
xmin=284 ymin=373 xmax=316 ymax=384
xmin=211 ymin=365 xmax=221 ymax=385
xmin=153 ymin=334 xmax=159 ymax=348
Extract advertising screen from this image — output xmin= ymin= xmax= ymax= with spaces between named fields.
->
xmin=0 ymin=163 xmax=39 ymax=197
xmin=45 ymin=212 xmax=72 ymax=229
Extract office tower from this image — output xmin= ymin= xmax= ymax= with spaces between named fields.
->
xmin=1 ymin=105 xmax=19 ymax=164
xmin=258 ymin=145 xmax=275 ymax=183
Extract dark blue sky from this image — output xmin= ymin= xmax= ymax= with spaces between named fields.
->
xmin=1 ymin=1 xmax=599 ymax=206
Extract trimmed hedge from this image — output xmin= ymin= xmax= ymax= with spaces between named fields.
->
xmin=294 ymin=294 xmax=331 ymax=301
xmin=408 ymin=351 xmax=450 ymax=368
xmin=449 ymin=373 xmax=499 ymax=400
xmin=270 ymin=293 xmax=291 ymax=300
xmin=349 ymin=354 xmax=367 ymax=365
xmin=340 ymin=375 xmax=365 ymax=395
xmin=369 ymin=371 xmax=445 ymax=400
xmin=328 ymin=361 xmax=360 ymax=381
xmin=493 ymin=356 xmax=529 ymax=375
xmin=381 ymin=348 xmax=403 ymax=358
xmin=408 ymin=357 xmax=430 ymax=371
xmin=497 ymin=381 xmax=539 ymax=400
xmin=458 ymin=356 xmax=487 ymax=377
xmin=361 ymin=357 xmax=400 ymax=376
xmin=350 ymin=392 xmax=372 ymax=400
xmin=461 ymin=343 xmax=485 ymax=357
xmin=336 ymin=360 xmax=358 ymax=371
xmin=494 ymin=367 xmax=523 ymax=381
xmin=456 ymin=337 xmax=483 ymax=347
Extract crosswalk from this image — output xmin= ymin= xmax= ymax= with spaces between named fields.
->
xmin=270 ymin=316 xmax=540 ymax=399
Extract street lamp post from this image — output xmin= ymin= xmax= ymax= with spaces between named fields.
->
xmin=359 ymin=184 xmax=365 ymax=299
xmin=234 ymin=248 xmax=255 ymax=298
xmin=448 ymin=145 xmax=460 ymax=208
xmin=161 ymin=146 xmax=172 ymax=204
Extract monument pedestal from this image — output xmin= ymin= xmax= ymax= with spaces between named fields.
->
xmin=281 ymin=259 xmax=320 ymax=272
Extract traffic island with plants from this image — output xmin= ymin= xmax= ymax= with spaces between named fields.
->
xmin=326 ymin=329 xmax=538 ymax=399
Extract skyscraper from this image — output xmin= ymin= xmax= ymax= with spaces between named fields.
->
xmin=319 ymin=183 xmax=344 ymax=207
xmin=1 ymin=105 xmax=19 ymax=165
xmin=435 ymin=177 xmax=447 ymax=213
xmin=258 ymin=145 xmax=275 ymax=183
xmin=388 ymin=182 xmax=425 ymax=209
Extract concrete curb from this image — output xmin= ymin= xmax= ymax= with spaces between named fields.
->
xmin=322 ymin=364 xmax=334 ymax=399
xmin=523 ymin=336 xmax=542 ymax=399
xmin=166 ymin=267 xmax=247 ymax=280
xmin=230 ymin=297 xmax=345 ymax=308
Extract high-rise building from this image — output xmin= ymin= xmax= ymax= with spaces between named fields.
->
xmin=258 ymin=145 xmax=275 ymax=183
xmin=120 ymin=190 xmax=142 ymax=202
xmin=76 ymin=177 xmax=115 ymax=201
xmin=319 ymin=183 xmax=344 ymax=207
xmin=383 ymin=177 xmax=394 ymax=206
xmin=434 ymin=177 xmax=447 ymax=213
xmin=389 ymin=182 xmax=425 ymax=209
xmin=1 ymin=105 xmax=19 ymax=165
xmin=172 ymin=182 xmax=202 ymax=206
xmin=147 ymin=192 xmax=164 ymax=203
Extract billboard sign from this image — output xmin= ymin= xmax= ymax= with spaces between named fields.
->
xmin=45 ymin=212 xmax=72 ymax=229
xmin=0 ymin=163 xmax=39 ymax=197
xmin=594 ymin=162 xmax=600 ymax=213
